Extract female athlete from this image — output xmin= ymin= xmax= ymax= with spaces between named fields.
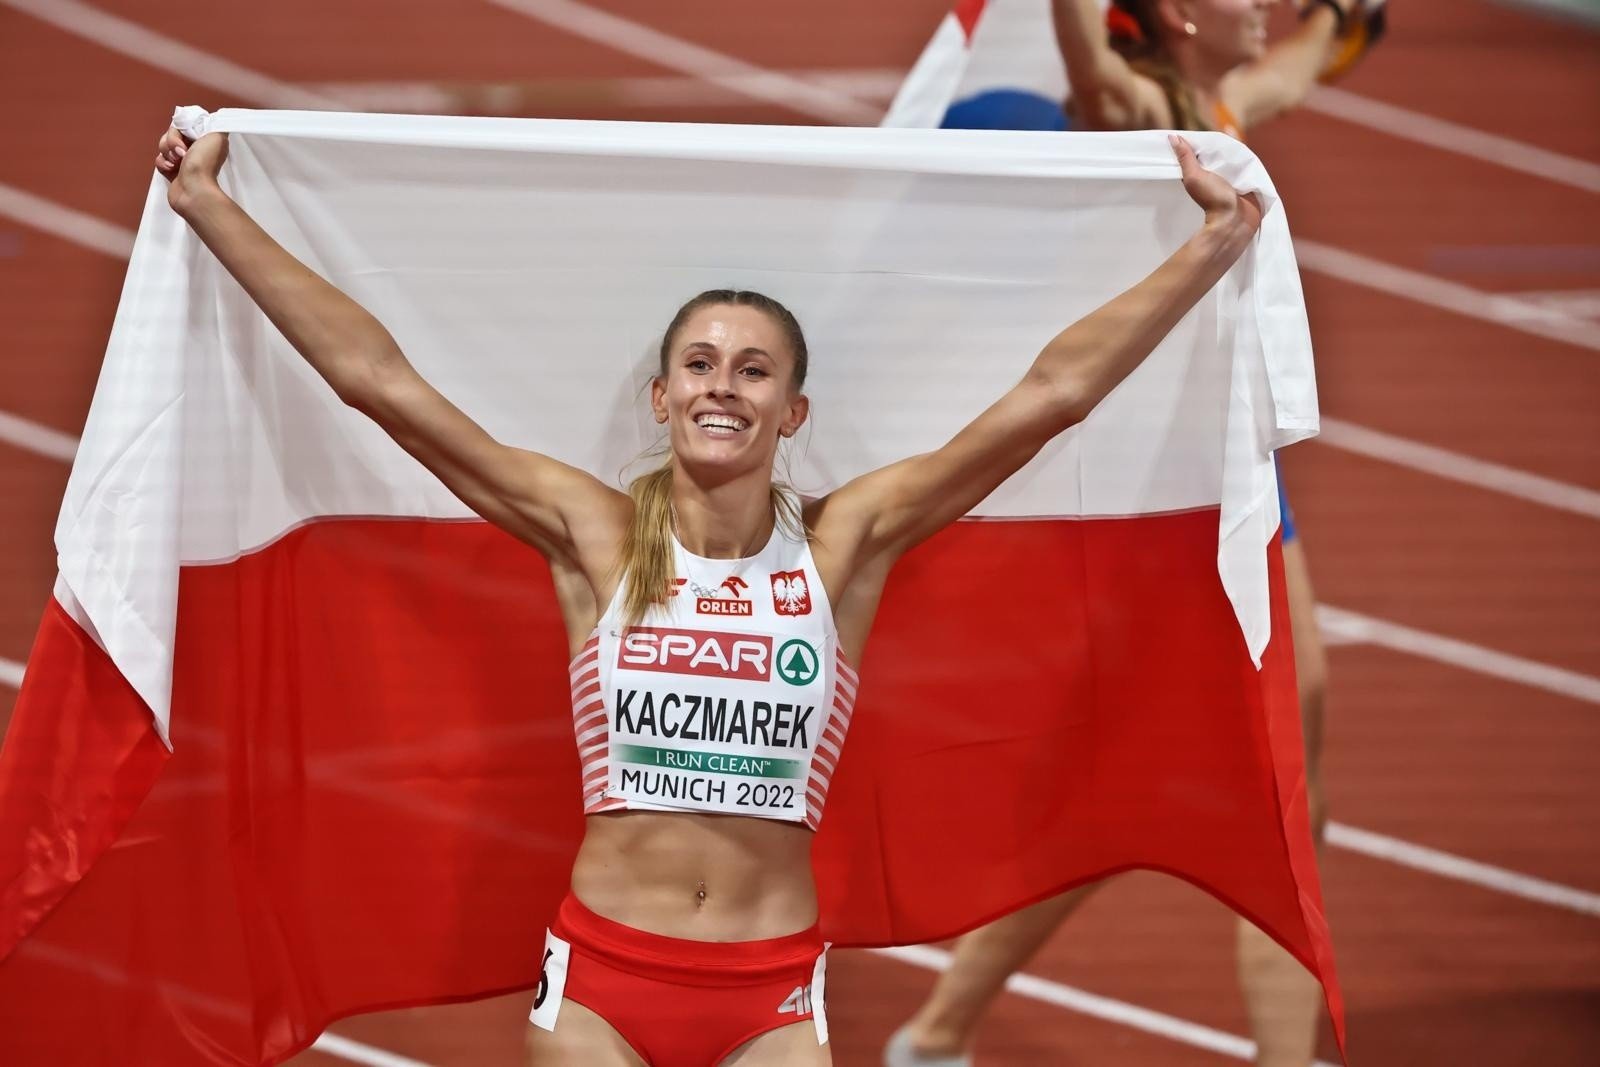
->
xmin=157 ymin=122 xmax=1262 ymax=1066
xmin=888 ymin=2 xmax=1381 ymax=1065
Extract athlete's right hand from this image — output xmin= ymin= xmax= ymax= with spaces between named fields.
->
xmin=158 ymin=127 xmax=230 ymax=216
xmin=154 ymin=125 xmax=190 ymax=182
xmin=1169 ymin=135 xmax=1262 ymax=244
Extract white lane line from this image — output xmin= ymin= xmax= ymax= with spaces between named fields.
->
xmin=1327 ymin=822 xmax=1600 ymax=917
xmin=876 ymin=943 xmax=1339 ymax=1066
xmin=300 ymin=69 xmax=910 ymax=115
xmin=311 ymin=1033 xmax=436 ymax=1067
xmin=1316 ymin=619 xmax=1366 ymax=647
xmin=1304 ymin=86 xmax=1600 ymax=196
xmin=1318 ymin=418 xmax=1600 ymax=520
xmin=0 ymin=0 xmax=347 ymax=110
xmin=1296 ymin=239 xmax=1600 ymax=353
xmin=0 ymin=182 xmax=135 ymax=260
xmin=1496 ymin=0 xmax=1600 ymax=27
xmin=1317 ymin=604 xmax=1600 ymax=706
xmin=1509 ymin=289 xmax=1600 ymax=321
xmin=0 ymin=656 xmax=24 ymax=689
xmin=0 ymin=408 xmax=80 ymax=462
xmin=477 ymin=0 xmax=880 ymax=126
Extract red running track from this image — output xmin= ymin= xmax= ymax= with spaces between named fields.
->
xmin=0 ymin=0 xmax=1596 ymax=1063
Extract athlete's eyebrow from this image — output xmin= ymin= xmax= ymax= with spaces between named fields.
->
xmin=680 ymin=341 xmax=773 ymax=359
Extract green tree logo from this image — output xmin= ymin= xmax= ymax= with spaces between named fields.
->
xmin=776 ymin=639 xmax=820 ymax=686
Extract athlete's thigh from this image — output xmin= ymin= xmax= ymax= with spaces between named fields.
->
xmin=720 ymin=1020 xmax=831 ymax=1065
xmin=1281 ymin=538 xmax=1330 ymax=841
xmin=526 ymin=999 xmax=645 ymax=1066
xmin=1281 ymin=541 xmax=1326 ymax=750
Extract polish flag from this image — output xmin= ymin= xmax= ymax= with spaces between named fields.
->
xmin=0 ymin=106 xmax=1336 ymax=1063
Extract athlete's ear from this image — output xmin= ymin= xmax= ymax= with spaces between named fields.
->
xmin=650 ymin=375 xmax=669 ymax=425
xmin=779 ymin=393 xmax=809 ymax=438
xmin=1154 ymin=0 xmax=1194 ymax=37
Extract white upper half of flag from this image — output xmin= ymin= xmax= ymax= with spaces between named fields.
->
xmin=57 ymin=108 xmax=1315 ymax=740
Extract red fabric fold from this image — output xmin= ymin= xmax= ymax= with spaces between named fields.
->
xmin=0 ymin=599 xmax=170 ymax=959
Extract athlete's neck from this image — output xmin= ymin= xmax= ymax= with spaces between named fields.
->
xmin=1168 ymin=41 xmax=1233 ymax=124
xmin=670 ymin=464 xmax=776 ymax=560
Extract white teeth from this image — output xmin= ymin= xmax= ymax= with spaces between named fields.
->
xmin=696 ymin=414 xmax=747 ymax=431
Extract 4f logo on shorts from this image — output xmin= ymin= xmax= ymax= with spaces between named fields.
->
xmin=777 ymin=984 xmax=815 ymax=1016
xmin=770 ymin=569 xmax=811 ymax=615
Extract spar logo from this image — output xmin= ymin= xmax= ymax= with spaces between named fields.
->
xmin=775 ymin=639 xmax=819 ymax=686
xmin=618 ymin=627 xmax=772 ymax=681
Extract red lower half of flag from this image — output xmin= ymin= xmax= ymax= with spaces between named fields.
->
xmin=0 ymin=510 xmax=1339 ymax=1064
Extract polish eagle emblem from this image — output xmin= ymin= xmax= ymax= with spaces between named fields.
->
xmin=770 ymin=569 xmax=811 ymax=616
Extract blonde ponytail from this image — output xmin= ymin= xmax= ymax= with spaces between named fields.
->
xmin=619 ymin=464 xmax=677 ymax=630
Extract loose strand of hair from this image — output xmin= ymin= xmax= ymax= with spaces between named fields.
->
xmin=620 ymin=464 xmax=675 ymax=630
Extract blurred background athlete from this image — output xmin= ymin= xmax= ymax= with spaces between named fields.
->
xmin=889 ymin=2 xmax=1386 ymax=1065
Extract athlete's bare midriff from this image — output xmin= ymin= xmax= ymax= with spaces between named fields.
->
xmin=570 ymin=810 xmax=818 ymax=940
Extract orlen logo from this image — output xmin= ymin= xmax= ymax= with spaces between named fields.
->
xmin=618 ymin=627 xmax=771 ymax=681
xmin=698 ymin=576 xmax=752 ymax=617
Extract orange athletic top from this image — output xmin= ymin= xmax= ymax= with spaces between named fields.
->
xmin=1213 ymin=100 xmax=1244 ymax=141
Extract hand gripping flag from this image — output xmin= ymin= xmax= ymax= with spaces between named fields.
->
xmin=0 ymin=107 xmax=1337 ymax=1063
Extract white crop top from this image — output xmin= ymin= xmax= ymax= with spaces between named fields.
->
xmin=568 ymin=521 xmax=857 ymax=829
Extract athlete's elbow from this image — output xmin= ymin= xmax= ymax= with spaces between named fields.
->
xmin=331 ymin=343 xmax=411 ymax=413
xmin=1025 ymin=365 xmax=1093 ymax=430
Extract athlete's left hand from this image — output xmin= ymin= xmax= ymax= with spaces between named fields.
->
xmin=1169 ymin=135 xmax=1263 ymax=237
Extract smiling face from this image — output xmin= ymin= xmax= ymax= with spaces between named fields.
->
xmin=650 ymin=303 xmax=809 ymax=483
xmin=1181 ymin=0 xmax=1277 ymax=67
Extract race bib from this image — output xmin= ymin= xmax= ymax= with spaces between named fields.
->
xmin=526 ymin=929 xmax=571 ymax=1032
xmin=607 ymin=625 xmax=828 ymax=820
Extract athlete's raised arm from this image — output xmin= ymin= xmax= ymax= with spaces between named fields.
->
xmin=1222 ymin=0 xmax=1361 ymax=129
xmin=156 ymin=128 xmax=630 ymax=575
xmin=814 ymin=138 xmax=1259 ymax=576
xmin=1050 ymin=0 xmax=1174 ymax=130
